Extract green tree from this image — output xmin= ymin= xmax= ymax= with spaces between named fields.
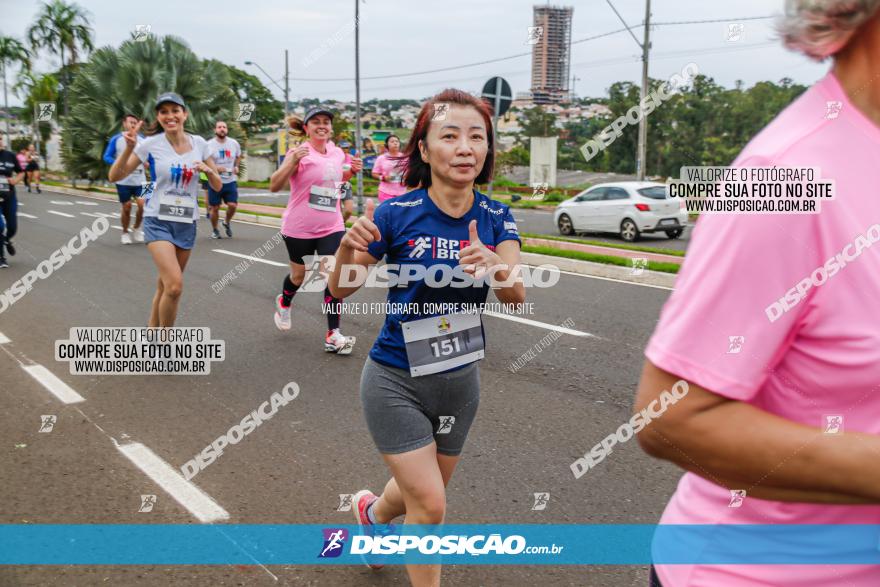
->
xmin=333 ymin=114 xmax=352 ymax=143
xmin=14 ymin=71 xmax=59 ymax=145
xmin=27 ymin=0 xmax=94 ymax=120
xmin=520 ymin=106 xmax=557 ymax=139
xmin=62 ymin=35 xmax=238 ymax=180
xmin=496 ymin=145 xmax=529 ymax=174
xmin=221 ymin=63 xmax=283 ymax=133
xmin=0 ymin=36 xmax=31 ymax=144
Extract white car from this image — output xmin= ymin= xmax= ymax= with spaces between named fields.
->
xmin=553 ymin=181 xmax=688 ymax=242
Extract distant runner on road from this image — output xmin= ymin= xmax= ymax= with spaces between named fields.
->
xmin=205 ymin=120 xmax=241 ymax=239
xmin=103 ymin=113 xmax=150 ymax=244
xmin=269 ymin=106 xmax=361 ymax=354
xmin=371 ymin=133 xmax=408 ymax=202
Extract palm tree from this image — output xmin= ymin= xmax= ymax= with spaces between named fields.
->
xmin=63 ymin=35 xmax=239 ymax=180
xmin=0 ymin=36 xmax=31 ymax=145
xmin=14 ymin=71 xmax=59 ymax=148
xmin=27 ymin=0 xmax=94 ymax=121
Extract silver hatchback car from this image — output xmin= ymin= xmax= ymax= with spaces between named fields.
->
xmin=553 ymin=182 xmax=688 ymax=242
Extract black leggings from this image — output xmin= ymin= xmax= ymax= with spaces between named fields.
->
xmin=649 ymin=566 xmax=663 ymax=586
xmin=281 ymin=231 xmax=345 ymax=331
xmin=1 ymin=192 xmax=17 ymax=240
xmin=282 ymin=231 xmax=344 ymax=265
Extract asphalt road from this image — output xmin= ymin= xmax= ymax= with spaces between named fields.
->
xmin=234 ymin=187 xmax=692 ymax=252
xmin=1 ymin=188 xmax=682 ymax=586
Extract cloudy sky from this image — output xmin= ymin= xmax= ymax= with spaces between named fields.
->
xmin=3 ymin=0 xmax=828 ymax=106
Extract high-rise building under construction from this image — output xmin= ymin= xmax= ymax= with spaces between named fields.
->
xmin=530 ymin=5 xmax=574 ymax=104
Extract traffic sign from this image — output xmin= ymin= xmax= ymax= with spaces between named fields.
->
xmin=481 ymin=77 xmax=512 ymax=117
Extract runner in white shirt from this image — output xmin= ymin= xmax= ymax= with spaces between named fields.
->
xmin=102 ymin=114 xmax=150 ymax=244
xmin=109 ymin=92 xmax=222 ymax=327
xmin=205 ymin=121 xmax=241 ymax=238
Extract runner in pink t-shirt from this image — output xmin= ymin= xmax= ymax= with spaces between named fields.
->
xmin=269 ymin=106 xmax=363 ymax=354
xmin=635 ymin=4 xmax=880 ymax=586
xmin=372 ymin=134 xmax=408 ymax=202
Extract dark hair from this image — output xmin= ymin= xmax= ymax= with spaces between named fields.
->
xmin=402 ymin=88 xmax=495 ymax=189
xmin=286 ymin=114 xmax=306 ymax=138
xmin=215 ymin=120 xmax=227 ymax=126
xmin=384 ymin=133 xmax=400 ymax=148
xmin=122 ymin=113 xmax=139 ymax=122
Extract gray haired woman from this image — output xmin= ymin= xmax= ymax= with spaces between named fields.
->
xmin=636 ymin=1 xmax=880 ymax=586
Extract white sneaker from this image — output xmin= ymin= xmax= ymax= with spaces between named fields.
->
xmin=133 ymin=229 xmax=145 ymax=243
xmin=121 ymin=232 xmax=133 ymax=245
xmin=274 ymin=295 xmax=291 ymax=331
xmin=325 ymin=329 xmax=356 ymax=355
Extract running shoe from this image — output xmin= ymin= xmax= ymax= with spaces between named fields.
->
xmin=36 ymin=186 xmax=42 ymax=194
xmin=352 ymin=489 xmax=391 ymax=570
xmin=5 ymin=241 xmax=15 ymax=256
xmin=121 ymin=232 xmax=133 ymax=245
xmin=0 ymin=257 xmax=7 ymax=269
xmin=210 ymin=228 xmax=221 ymax=239
xmin=325 ymin=329 xmax=355 ymax=354
xmin=133 ymin=229 xmax=145 ymax=243
xmin=223 ymin=221 xmax=232 ymax=238
xmin=274 ymin=294 xmax=291 ymax=331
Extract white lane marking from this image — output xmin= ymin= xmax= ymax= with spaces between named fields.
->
xmin=48 ymin=210 xmax=76 ymax=218
xmin=75 ymin=201 xmax=99 ymax=206
xmin=524 ymin=264 xmax=674 ymax=291
xmin=212 ymin=249 xmax=287 ymax=267
xmin=116 ymin=442 xmax=230 ymax=523
xmin=50 ymin=201 xmax=75 ymax=206
xmin=0 ymin=332 xmax=10 ymax=344
xmin=483 ymin=311 xmax=599 ymax=338
xmin=80 ymin=212 xmax=102 ymax=217
xmin=22 ymin=364 xmax=86 ymax=404
xmin=111 ymin=226 xmax=122 ymax=230
xmin=17 ymin=212 xmax=38 ymax=219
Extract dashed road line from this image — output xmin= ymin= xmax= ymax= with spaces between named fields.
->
xmin=116 ymin=442 xmax=230 ymax=524
xmin=22 ymin=364 xmax=86 ymax=404
xmin=483 ymin=311 xmax=599 ymax=338
xmin=212 ymin=249 xmax=287 ymax=267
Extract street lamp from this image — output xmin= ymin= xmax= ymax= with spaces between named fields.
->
xmin=244 ymin=53 xmax=289 ymax=117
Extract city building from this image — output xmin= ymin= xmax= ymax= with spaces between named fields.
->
xmin=530 ymin=5 xmax=574 ymax=105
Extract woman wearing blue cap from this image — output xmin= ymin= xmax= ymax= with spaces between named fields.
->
xmin=109 ymin=92 xmax=222 ymax=327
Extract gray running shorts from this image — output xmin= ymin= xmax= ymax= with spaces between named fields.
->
xmin=359 ymin=356 xmax=480 ymax=456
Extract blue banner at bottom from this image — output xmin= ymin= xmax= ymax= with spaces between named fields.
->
xmin=2 ymin=524 xmax=880 ymax=565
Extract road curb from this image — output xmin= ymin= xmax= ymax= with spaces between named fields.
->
xmin=42 ymin=185 xmax=676 ymax=287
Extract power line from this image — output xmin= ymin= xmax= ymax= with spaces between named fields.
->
xmin=313 ymin=41 xmax=778 ymax=96
xmin=290 ymin=15 xmax=777 ymax=83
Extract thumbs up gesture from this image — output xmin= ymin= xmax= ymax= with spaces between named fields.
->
xmin=459 ymin=219 xmax=501 ymax=278
xmin=341 ymin=197 xmax=381 ymax=252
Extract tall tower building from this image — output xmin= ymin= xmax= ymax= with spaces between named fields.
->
xmin=530 ymin=5 xmax=574 ymax=104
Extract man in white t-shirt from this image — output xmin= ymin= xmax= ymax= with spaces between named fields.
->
xmin=205 ymin=120 xmax=241 ymax=238
xmin=103 ymin=114 xmax=150 ymax=244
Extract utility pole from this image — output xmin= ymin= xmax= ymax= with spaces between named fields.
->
xmin=33 ymin=103 xmax=41 ymax=157
xmin=1 ymin=61 xmax=8 ymax=146
xmin=284 ymin=49 xmax=290 ymax=118
xmin=354 ymin=0 xmax=363 ymax=215
xmin=637 ymin=0 xmax=651 ymax=181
